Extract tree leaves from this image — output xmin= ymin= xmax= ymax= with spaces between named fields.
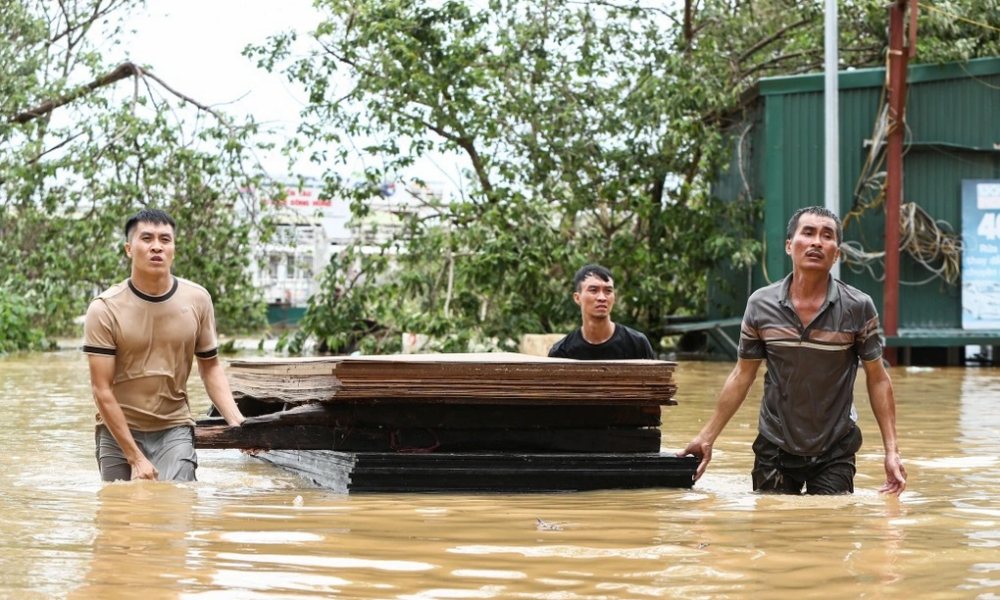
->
xmin=249 ymin=0 xmax=772 ymax=352
xmin=1 ymin=0 xmax=275 ymax=349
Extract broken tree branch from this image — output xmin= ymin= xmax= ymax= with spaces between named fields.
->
xmin=9 ymin=61 xmax=141 ymax=124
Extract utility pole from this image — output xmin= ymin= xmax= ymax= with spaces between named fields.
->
xmin=824 ymin=0 xmax=840 ymax=279
xmin=884 ymin=0 xmax=918 ymax=365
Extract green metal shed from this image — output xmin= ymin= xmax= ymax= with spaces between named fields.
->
xmin=707 ymin=56 xmax=1000 ymax=363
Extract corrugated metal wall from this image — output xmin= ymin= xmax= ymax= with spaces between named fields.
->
xmin=708 ymin=104 xmax=763 ymax=320
xmin=710 ymin=57 xmax=1000 ymax=331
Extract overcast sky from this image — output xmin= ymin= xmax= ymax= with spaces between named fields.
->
xmin=117 ymin=0 xmax=324 ymax=178
xmin=114 ymin=1 xmax=463 ymax=194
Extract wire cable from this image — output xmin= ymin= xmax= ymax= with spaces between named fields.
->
xmin=841 ymin=75 xmax=964 ymax=287
xmin=922 ymin=1 xmax=1000 ymax=34
xmin=840 ymin=201 xmax=962 ymax=285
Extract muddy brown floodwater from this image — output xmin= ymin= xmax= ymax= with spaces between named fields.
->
xmin=1 ymin=351 xmax=997 ymax=598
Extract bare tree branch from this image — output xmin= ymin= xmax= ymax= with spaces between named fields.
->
xmin=49 ymin=0 xmax=126 ymax=47
xmin=9 ymin=61 xmax=141 ymax=124
xmin=737 ymin=15 xmax=816 ymax=63
xmin=741 ymin=49 xmax=820 ymax=80
xmin=566 ymin=0 xmax=679 ymax=22
xmin=140 ymin=68 xmax=236 ymax=128
xmin=397 ymin=109 xmax=493 ymax=197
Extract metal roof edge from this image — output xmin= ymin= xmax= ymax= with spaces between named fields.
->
xmin=757 ymin=56 xmax=1000 ymax=96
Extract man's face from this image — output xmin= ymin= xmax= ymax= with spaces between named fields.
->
xmin=574 ymin=274 xmax=615 ymax=320
xmin=785 ymin=213 xmax=840 ymax=273
xmin=125 ymin=221 xmax=175 ymax=276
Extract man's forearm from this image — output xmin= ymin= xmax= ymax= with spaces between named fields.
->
xmin=93 ymin=389 xmax=144 ymax=462
xmin=209 ymin=393 xmax=245 ymax=426
xmin=199 ymin=360 xmax=245 ymax=426
xmin=698 ymin=390 xmax=749 ymax=445
xmin=868 ymin=378 xmax=900 ymax=454
xmin=698 ymin=360 xmax=760 ymax=441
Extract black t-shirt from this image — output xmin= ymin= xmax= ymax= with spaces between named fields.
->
xmin=547 ymin=324 xmax=656 ymax=360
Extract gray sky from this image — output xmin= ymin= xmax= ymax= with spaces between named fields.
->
xmin=119 ymin=0 xmax=321 ymax=177
xmin=117 ymin=0 xmax=464 ymax=195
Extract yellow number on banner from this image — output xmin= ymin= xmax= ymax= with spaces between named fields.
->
xmin=978 ymin=212 xmax=998 ymax=241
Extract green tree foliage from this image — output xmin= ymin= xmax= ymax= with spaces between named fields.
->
xmin=0 ymin=292 xmax=52 ymax=353
xmin=0 ymin=0 xmax=276 ymax=351
xmin=252 ymin=0 xmax=997 ymax=354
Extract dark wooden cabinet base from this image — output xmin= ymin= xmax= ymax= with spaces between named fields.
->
xmin=257 ymin=451 xmax=699 ymax=493
xmin=207 ymin=353 xmax=691 ymax=493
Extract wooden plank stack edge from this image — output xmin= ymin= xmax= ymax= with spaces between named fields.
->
xmin=225 ymin=352 xmax=678 ymax=406
xmin=195 ymin=352 xmax=698 ymax=490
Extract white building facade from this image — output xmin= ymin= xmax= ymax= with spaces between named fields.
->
xmin=251 ymin=180 xmax=443 ymax=309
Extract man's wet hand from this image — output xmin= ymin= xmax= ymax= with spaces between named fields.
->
xmin=677 ymin=438 xmax=714 ymax=481
xmin=879 ymin=452 xmax=907 ymax=496
xmin=130 ymin=456 xmax=158 ymax=481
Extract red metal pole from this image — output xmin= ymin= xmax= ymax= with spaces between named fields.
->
xmin=884 ymin=0 xmax=909 ymax=366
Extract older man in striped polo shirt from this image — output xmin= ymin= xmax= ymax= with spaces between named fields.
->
xmin=679 ymin=206 xmax=907 ymax=495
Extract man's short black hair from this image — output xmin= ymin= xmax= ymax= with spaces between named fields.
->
xmin=125 ymin=208 xmax=176 ymax=240
xmin=573 ymin=264 xmax=614 ymax=292
xmin=786 ymin=206 xmax=842 ymax=245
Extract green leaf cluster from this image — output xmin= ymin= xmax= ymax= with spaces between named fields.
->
xmin=1 ymin=0 xmax=279 ymax=350
xmin=252 ymin=0 xmax=998 ymax=353
xmin=0 ymin=286 xmax=53 ymax=353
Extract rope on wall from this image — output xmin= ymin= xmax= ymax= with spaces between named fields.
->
xmin=841 ymin=201 xmax=962 ymax=285
xmin=841 ymin=93 xmax=963 ymax=286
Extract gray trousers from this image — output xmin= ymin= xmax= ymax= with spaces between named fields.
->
xmin=95 ymin=425 xmax=198 ymax=482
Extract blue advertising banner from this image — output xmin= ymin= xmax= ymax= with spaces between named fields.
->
xmin=962 ymin=180 xmax=1000 ymax=329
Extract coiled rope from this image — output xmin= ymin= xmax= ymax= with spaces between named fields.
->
xmin=840 ymin=98 xmax=963 ymax=286
xmin=841 ymin=201 xmax=963 ymax=285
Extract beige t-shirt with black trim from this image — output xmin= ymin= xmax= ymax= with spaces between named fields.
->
xmin=83 ymin=277 xmax=219 ymax=431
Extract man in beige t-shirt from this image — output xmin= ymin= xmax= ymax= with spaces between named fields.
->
xmin=83 ymin=208 xmax=246 ymax=481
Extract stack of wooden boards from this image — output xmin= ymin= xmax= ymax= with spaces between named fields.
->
xmin=195 ymin=352 xmax=697 ymax=492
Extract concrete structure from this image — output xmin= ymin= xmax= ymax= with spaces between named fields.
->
xmin=250 ymin=179 xmax=444 ymax=320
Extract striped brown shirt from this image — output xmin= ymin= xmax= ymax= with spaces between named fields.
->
xmin=738 ymin=274 xmax=882 ymax=455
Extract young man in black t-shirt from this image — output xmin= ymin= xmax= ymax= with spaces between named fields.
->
xmin=548 ymin=264 xmax=656 ymax=360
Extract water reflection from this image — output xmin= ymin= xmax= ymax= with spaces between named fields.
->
xmin=70 ymin=483 xmax=196 ymax=599
xmin=0 ymin=351 xmax=998 ymax=598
